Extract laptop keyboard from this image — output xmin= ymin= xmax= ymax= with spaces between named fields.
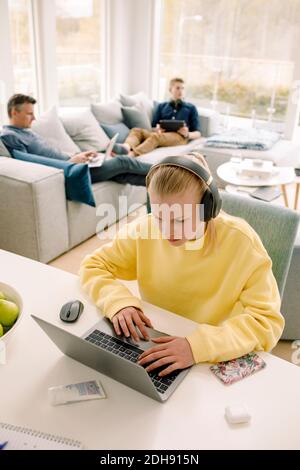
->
xmin=84 ymin=329 xmax=180 ymax=394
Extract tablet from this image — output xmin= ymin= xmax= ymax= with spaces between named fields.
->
xmin=250 ymin=186 xmax=282 ymax=202
xmin=159 ymin=120 xmax=185 ymax=132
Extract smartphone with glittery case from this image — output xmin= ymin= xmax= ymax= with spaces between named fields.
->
xmin=210 ymin=352 xmax=266 ymax=385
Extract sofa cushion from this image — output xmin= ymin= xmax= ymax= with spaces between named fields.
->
xmin=136 ymin=137 xmax=203 ymax=164
xmin=0 ymin=157 xmax=69 ymax=263
xmin=67 ymin=180 xmax=147 ymax=248
xmin=32 ymin=107 xmax=80 ymax=154
xmin=0 ymin=138 xmax=11 ymax=157
xmin=91 ymin=101 xmax=123 ymax=125
xmin=101 ymin=122 xmax=130 ymax=143
xmin=13 ymin=150 xmax=96 ymax=207
xmin=197 ymin=107 xmax=220 ymax=137
xmin=120 ymin=92 xmax=154 ymax=122
xmin=121 ymin=105 xmax=152 ymax=130
xmin=60 ymin=109 xmax=110 ymax=152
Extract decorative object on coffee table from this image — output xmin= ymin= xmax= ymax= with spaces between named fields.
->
xmin=217 ymin=159 xmax=295 ymax=208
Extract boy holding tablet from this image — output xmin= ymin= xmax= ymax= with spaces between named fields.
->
xmin=119 ymin=78 xmax=201 ymax=156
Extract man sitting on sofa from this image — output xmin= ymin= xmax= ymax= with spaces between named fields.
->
xmin=119 ymin=77 xmax=201 ymax=157
xmin=1 ymin=94 xmax=152 ymax=187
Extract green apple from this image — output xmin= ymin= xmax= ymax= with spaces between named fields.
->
xmin=0 ymin=291 xmax=6 ymax=300
xmin=0 ymin=324 xmax=3 ymax=337
xmin=0 ymin=300 xmax=19 ymax=327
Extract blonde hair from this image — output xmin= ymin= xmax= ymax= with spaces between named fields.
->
xmin=146 ymin=153 xmax=218 ymax=254
xmin=169 ymin=77 xmax=184 ymax=91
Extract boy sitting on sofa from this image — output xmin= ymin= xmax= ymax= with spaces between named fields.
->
xmin=1 ymin=94 xmax=152 ymax=187
xmin=119 ymin=77 xmax=201 ymax=157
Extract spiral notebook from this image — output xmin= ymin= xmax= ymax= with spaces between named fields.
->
xmin=0 ymin=422 xmax=83 ymax=450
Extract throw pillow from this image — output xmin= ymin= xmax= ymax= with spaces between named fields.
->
xmin=197 ymin=107 xmax=220 ymax=137
xmin=13 ymin=150 xmax=95 ymax=207
xmin=101 ymin=123 xmax=130 ymax=143
xmin=120 ymin=92 xmax=155 ymax=122
xmin=121 ymin=105 xmax=152 ymax=130
xmin=0 ymin=138 xmax=11 ymax=157
xmin=60 ymin=109 xmax=110 ymax=152
xmin=32 ymin=107 xmax=80 ymax=154
xmin=91 ymin=101 xmax=123 ymax=125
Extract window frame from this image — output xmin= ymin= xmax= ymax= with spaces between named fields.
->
xmin=1 ymin=0 xmax=107 ymax=117
xmin=0 ymin=0 xmax=14 ymax=124
xmin=152 ymin=0 xmax=300 ymax=139
xmin=54 ymin=0 xmax=107 ymax=108
xmin=0 ymin=0 xmax=37 ymax=117
xmin=149 ymin=0 xmax=162 ymax=101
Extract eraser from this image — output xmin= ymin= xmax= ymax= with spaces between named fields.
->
xmin=225 ymin=404 xmax=251 ymax=424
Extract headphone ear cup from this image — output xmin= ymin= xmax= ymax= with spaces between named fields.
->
xmin=200 ymin=190 xmax=213 ymax=222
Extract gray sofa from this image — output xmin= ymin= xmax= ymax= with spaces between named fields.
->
xmin=281 ymin=230 xmax=300 ymax=339
xmin=2 ymin=98 xmax=299 ymax=263
xmin=0 ymin=137 xmax=202 ymax=263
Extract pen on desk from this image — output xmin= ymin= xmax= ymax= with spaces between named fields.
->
xmin=0 ymin=441 xmax=8 ymax=450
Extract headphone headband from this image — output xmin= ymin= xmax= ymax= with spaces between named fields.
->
xmin=146 ymin=153 xmax=222 ymax=221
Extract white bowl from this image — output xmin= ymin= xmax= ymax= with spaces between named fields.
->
xmin=0 ymin=282 xmax=23 ymax=344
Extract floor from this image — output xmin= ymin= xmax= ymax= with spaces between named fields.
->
xmin=49 ymin=181 xmax=300 ymax=365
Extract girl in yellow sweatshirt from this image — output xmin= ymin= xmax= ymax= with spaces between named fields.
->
xmin=79 ymin=153 xmax=284 ymax=377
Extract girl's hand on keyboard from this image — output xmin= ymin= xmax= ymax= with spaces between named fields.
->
xmin=112 ymin=307 xmax=153 ymax=342
xmin=138 ymin=337 xmax=195 ymax=376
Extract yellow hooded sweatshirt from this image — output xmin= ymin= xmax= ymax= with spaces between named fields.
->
xmin=79 ymin=212 xmax=284 ymax=363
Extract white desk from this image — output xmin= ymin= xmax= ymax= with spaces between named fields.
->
xmin=1 ymin=249 xmax=300 ymax=450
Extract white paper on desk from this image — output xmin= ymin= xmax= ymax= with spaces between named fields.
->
xmin=0 ymin=422 xmax=83 ymax=450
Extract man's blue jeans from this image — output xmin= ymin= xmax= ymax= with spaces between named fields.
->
xmin=90 ymin=155 xmax=152 ymax=187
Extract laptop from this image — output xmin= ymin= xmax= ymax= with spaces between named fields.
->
xmin=88 ymin=132 xmax=119 ymax=168
xmin=159 ymin=119 xmax=185 ymax=132
xmin=31 ymin=314 xmax=190 ymax=402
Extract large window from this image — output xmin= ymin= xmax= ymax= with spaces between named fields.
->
xmin=158 ymin=0 xmax=300 ymax=123
xmin=55 ymin=0 xmax=104 ymax=106
xmin=8 ymin=0 xmax=36 ymax=96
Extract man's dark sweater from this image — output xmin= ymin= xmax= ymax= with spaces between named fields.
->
xmin=1 ymin=125 xmax=70 ymax=160
xmin=0 ymin=124 xmax=152 ymax=188
xmin=152 ymin=100 xmax=201 ymax=132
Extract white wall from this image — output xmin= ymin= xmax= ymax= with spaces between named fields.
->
xmin=126 ymin=0 xmax=156 ymax=96
xmin=32 ymin=0 xmax=58 ymax=112
xmin=0 ymin=0 xmax=158 ymax=121
xmin=106 ymin=0 xmax=158 ymax=99
xmin=0 ymin=0 xmax=14 ymax=124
